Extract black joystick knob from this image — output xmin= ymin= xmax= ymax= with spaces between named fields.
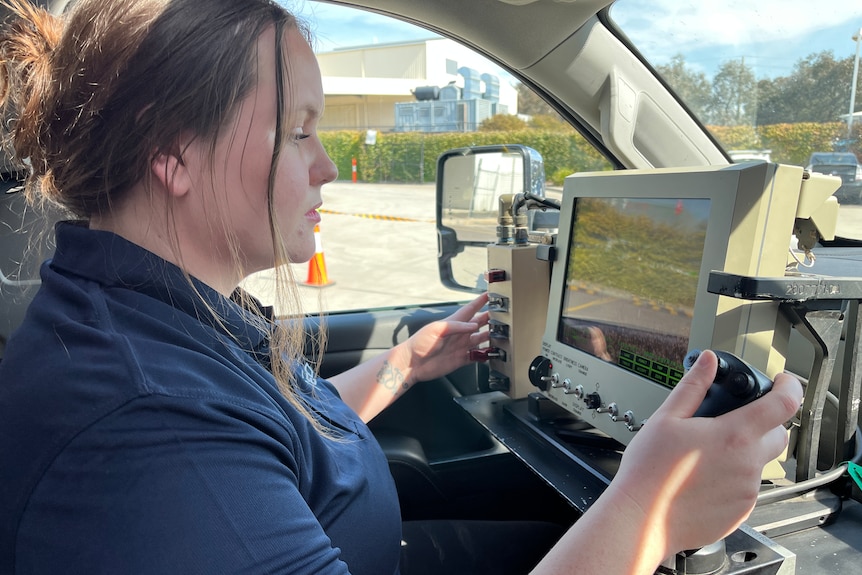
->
xmin=684 ymin=349 xmax=773 ymax=417
xmin=728 ymin=372 xmax=756 ymax=397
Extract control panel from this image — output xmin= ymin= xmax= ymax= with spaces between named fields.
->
xmin=527 ymin=344 xmax=670 ymax=444
xmin=483 ymin=243 xmax=551 ymax=399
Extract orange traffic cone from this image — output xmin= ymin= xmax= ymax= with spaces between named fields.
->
xmin=304 ymin=224 xmax=333 ymax=287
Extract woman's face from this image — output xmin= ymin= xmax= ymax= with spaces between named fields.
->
xmin=180 ymin=25 xmax=337 ymax=290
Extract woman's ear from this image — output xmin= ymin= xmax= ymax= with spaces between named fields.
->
xmin=150 ymin=143 xmax=192 ymax=198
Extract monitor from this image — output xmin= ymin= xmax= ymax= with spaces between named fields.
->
xmin=534 ymin=162 xmax=815 ymax=446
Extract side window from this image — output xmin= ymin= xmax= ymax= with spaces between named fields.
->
xmin=242 ymin=4 xmax=611 ymax=314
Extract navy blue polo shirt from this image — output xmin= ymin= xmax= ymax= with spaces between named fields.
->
xmin=0 ymin=222 xmax=402 ymax=575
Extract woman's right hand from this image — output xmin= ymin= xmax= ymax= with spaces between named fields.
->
xmin=532 ymin=350 xmax=803 ymax=575
xmin=609 ymin=350 xmax=803 ymax=557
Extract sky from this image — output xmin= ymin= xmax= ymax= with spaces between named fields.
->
xmin=285 ymin=0 xmax=862 ymax=82
xmin=288 ymin=1 xmax=441 ymax=52
xmin=611 ymin=0 xmax=862 ymax=79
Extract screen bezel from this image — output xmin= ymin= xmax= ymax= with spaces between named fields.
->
xmin=537 ymin=162 xmax=800 ymax=446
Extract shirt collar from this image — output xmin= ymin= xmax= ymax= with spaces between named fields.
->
xmin=50 ymin=221 xmax=273 ymax=353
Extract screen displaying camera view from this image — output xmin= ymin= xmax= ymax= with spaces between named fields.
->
xmin=558 ymin=197 xmax=710 ymax=389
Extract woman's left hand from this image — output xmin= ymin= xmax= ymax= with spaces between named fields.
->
xmin=399 ymin=292 xmax=490 ymax=386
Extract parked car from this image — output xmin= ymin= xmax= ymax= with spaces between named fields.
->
xmin=728 ymin=149 xmax=772 ymax=163
xmin=807 ymin=152 xmax=862 ymax=204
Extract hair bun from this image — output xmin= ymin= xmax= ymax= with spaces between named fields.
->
xmin=0 ymin=0 xmax=63 ymax=199
xmin=1 ymin=0 xmax=62 ymax=96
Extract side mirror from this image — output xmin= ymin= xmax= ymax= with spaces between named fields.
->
xmin=435 ymin=145 xmax=553 ymax=292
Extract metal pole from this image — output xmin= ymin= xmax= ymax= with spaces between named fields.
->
xmin=849 ymin=29 xmax=862 ymax=139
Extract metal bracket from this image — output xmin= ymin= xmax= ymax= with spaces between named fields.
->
xmin=707 ymin=271 xmax=862 ymax=482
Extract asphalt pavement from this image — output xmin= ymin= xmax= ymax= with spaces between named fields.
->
xmin=242 ymin=181 xmax=473 ymax=315
xmin=241 ymin=180 xmax=862 ymax=316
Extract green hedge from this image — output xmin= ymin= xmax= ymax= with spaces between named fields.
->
xmin=320 ymin=129 xmax=610 ymax=184
xmin=320 ymin=123 xmax=861 ymax=184
xmin=709 ymin=122 xmax=861 ymax=167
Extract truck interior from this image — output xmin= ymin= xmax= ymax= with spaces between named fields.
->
xmin=3 ymin=1 xmax=862 ymax=573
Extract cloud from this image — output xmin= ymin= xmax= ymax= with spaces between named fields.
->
xmin=287 ymin=0 xmax=862 ymax=79
xmin=612 ymin=0 xmax=862 ymax=75
xmin=614 ymin=0 xmax=862 ymax=48
xmin=288 ymin=1 xmax=440 ymax=51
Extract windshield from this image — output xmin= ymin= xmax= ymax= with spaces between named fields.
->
xmin=609 ymin=1 xmax=862 ymax=241
xmin=810 ymin=153 xmax=858 ymax=165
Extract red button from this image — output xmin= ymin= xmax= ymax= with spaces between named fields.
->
xmin=469 ymin=348 xmax=504 ymax=362
xmin=484 ymin=268 xmax=506 ymax=283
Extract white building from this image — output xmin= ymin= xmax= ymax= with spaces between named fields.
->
xmin=317 ymin=37 xmax=519 ymax=131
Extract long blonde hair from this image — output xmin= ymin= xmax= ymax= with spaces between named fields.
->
xmin=0 ymin=0 xmax=329 ymax=432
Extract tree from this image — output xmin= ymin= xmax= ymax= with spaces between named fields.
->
xmin=479 ymin=113 xmax=528 ymax=131
xmin=516 ymin=82 xmax=557 ymax=116
xmin=756 ymin=51 xmax=857 ymax=125
xmin=710 ymin=58 xmax=757 ymax=126
xmin=529 ymin=113 xmax=573 ymax=131
xmin=754 ymin=76 xmax=794 ymax=126
xmin=656 ymin=54 xmax=712 ymax=120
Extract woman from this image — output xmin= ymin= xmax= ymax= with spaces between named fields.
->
xmin=0 ymin=1 xmax=802 ymax=574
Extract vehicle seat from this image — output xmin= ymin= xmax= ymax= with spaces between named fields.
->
xmin=0 ymin=179 xmax=60 ymax=359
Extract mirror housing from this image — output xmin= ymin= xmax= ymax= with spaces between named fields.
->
xmin=435 ymin=145 xmax=551 ymax=292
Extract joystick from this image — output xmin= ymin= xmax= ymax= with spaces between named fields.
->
xmin=684 ymin=349 xmax=773 ymax=417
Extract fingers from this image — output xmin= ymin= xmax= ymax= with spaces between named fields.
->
xmin=760 ymin=422 xmax=792 ymax=463
xmin=471 ymin=309 xmax=490 ymax=327
xmin=446 ymin=313 xmax=488 ymax=335
xmin=469 ymin=330 xmax=490 ymax=347
xmin=659 ymin=350 xmax=802 ymax=432
xmin=448 ymin=292 xmax=489 ymax=322
xmin=724 ymin=372 xmax=803 ymax=435
xmin=654 ymin=349 xmax=718 ymax=419
xmin=442 ymin=297 xmax=489 ymax=339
